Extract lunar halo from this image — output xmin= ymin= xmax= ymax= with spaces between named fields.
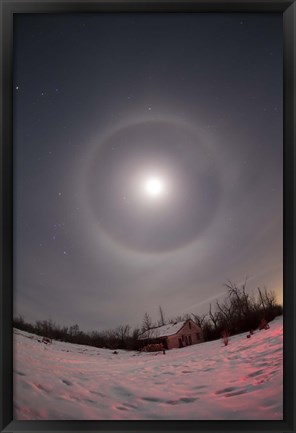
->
xmin=82 ymin=118 xmax=221 ymax=255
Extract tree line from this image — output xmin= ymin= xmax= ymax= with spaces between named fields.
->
xmin=191 ymin=280 xmax=282 ymax=341
xmin=13 ymin=317 xmax=140 ymax=350
xmin=13 ymin=280 xmax=282 ymax=349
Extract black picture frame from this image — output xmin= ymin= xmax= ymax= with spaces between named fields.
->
xmin=0 ymin=1 xmax=295 ymax=432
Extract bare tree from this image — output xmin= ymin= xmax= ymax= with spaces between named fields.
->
xmin=158 ymin=306 xmax=166 ymax=326
xmin=168 ymin=313 xmax=191 ymax=324
xmin=132 ymin=327 xmax=140 ymax=340
xmin=208 ymin=303 xmax=219 ymax=331
xmin=257 ymin=287 xmax=266 ymax=310
xmin=141 ymin=312 xmax=153 ymax=332
xmin=241 ymin=276 xmax=251 ymax=314
xmin=191 ymin=313 xmax=207 ymax=328
xmin=262 ymin=287 xmax=276 ymax=309
xmin=115 ymin=324 xmax=130 ymax=341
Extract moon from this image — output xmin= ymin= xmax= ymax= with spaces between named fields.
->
xmin=143 ymin=176 xmax=165 ymax=198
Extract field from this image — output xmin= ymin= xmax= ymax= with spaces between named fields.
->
xmin=14 ymin=316 xmax=283 ymax=420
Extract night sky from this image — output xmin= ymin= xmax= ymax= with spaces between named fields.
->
xmin=14 ymin=13 xmax=283 ymax=331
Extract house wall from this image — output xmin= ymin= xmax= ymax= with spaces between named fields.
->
xmin=167 ymin=320 xmax=203 ymax=349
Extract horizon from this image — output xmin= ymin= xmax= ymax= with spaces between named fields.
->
xmin=14 ymin=283 xmax=282 ymax=334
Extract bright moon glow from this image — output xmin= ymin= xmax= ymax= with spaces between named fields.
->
xmin=143 ymin=177 xmax=165 ymax=197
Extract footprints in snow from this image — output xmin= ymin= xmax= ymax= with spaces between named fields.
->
xmin=61 ymin=379 xmax=72 ymax=386
xmin=34 ymin=383 xmax=51 ymax=393
xmin=90 ymin=390 xmax=107 ymax=398
xmin=141 ymin=396 xmax=199 ymax=405
xmin=15 ymin=370 xmax=26 ymax=376
xmin=215 ymin=367 xmax=278 ymax=397
xmin=215 ymin=386 xmax=248 ymax=397
xmin=166 ymin=397 xmax=199 ymax=405
xmin=246 ymin=369 xmax=264 ymax=378
xmin=115 ymin=396 xmax=200 ymax=410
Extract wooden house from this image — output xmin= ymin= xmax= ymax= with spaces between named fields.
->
xmin=138 ymin=319 xmax=203 ymax=350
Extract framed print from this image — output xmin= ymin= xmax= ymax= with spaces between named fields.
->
xmin=1 ymin=0 xmax=295 ymax=432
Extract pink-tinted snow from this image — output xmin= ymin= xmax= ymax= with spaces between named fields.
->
xmin=13 ymin=316 xmax=283 ymax=420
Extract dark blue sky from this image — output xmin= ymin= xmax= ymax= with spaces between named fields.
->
xmin=14 ymin=13 xmax=283 ymax=331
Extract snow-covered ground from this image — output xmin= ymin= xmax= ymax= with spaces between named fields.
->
xmin=13 ymin=316 xmax=283 ymax=420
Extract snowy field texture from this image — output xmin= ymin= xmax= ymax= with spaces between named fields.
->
xmin=13 ymin=316 xmax=283 ymax=420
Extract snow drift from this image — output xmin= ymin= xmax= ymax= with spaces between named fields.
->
xmin=13 ymin=316 xmax=283 ymax=420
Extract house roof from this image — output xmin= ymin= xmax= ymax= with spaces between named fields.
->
xmin=138 ymin=320 xmax=187 ymax=340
